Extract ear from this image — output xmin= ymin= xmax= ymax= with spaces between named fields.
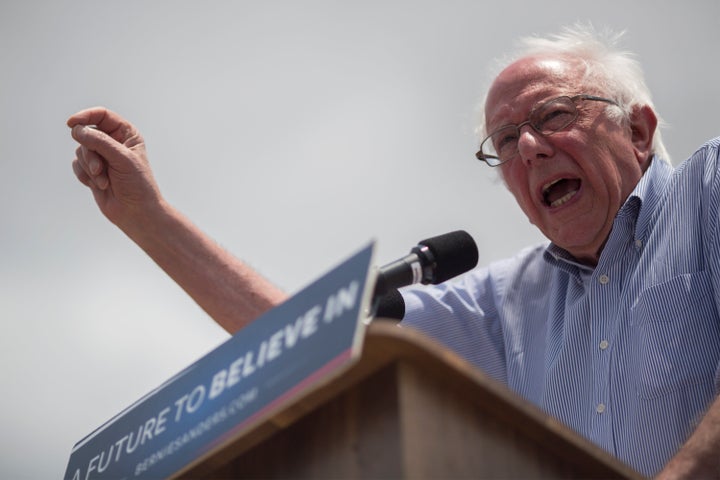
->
xmin=629 ymin=104 xmax=658 ymax=169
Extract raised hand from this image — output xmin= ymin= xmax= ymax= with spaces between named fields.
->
xmin=68 ymin=107 xmax=163 ymax=231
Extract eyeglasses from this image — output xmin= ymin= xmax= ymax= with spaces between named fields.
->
xmin=476 ymin=94 xmax=619 ymax=167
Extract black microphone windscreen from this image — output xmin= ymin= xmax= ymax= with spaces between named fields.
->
xmin=375 ymin=288 xmax=405 ymax=320
xmin=418 ymin=230 xmax=479 ymax=284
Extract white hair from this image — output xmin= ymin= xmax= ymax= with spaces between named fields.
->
xmin=478 ymin=23 xmax=670 ymax=163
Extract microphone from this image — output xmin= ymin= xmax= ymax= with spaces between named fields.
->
xmin=372 ymin=230 xmax=479 ymax=319
xmin=374 ymin=288 xmax=405 ymax=320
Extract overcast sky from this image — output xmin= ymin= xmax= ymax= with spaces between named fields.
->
xmin=2 ymin=1 xmax=719 ymax=478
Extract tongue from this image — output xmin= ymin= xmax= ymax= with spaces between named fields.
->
xmin=545 ymin=179 xmax=581 ymax=206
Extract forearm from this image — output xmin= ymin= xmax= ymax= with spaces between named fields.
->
xmin=68 ymin=108 xmax=288 ymax=334
xmin=124 ymin=200 xmax=288 ymax=334
xmin=658 ymin=395 xmax=720 ymax=479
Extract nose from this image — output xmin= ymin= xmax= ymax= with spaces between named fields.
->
xmin=517 ymin=124 xmax=553 ymax=166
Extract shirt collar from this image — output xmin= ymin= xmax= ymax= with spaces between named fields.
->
xmin=543 ymin=155 xmax=674 ymax=272
xmin=632 ymin=155 xmax=674 ymax=244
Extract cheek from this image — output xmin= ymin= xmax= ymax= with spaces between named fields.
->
xmin=591 ymin=144 xmax=642 ymax=200
xmin=500 ymin=164 xmax=523 ymax=193
xmin=501 ymin=167 xmax=538 ymax=219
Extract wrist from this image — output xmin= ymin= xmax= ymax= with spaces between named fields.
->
xmin=115 ymin=197 xmax=176 ymax=244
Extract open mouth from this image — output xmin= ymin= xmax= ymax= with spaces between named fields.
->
xmin=542 ymin=178 xmax=581 ymax=208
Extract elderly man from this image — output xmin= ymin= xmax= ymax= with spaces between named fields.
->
xmin=68 ymin=26 xmax=719 ymax=478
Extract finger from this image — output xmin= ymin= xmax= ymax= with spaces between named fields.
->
xmin=75 ymin=146 xmax=110 ymax=190
xmin=75 ymin=146 xmax=92 ymax=178
xmin=67 ymin=107 xmax=142 ymax=145
xmin=67 ymin=106 xmax=105 ymax=127
xmin=94 ymin=172 xmax=110 ymax=190
xmin=85 ymin=149 xmax=110 ymax=190
xmin=71 ymin=125 xmax=135 ymax=174
xmin=72 ymin=158 xmax=92 ymax=187
xmin=76 ymin=145 xmax=100 ymax=177
xmin=76 ymin=145 xmax=89 ymax=172
xmin=83 ymin=146 xmax=104 ymax=176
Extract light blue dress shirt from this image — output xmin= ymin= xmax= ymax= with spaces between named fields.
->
xmin=401 ymin=138 xmax=720 ymax=476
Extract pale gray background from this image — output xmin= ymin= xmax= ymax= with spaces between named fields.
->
xmin=1 ymin=1 xmax=718 ymax=478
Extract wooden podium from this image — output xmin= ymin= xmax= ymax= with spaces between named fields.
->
xmin=176 ymin=320 xmax=644 ymax=479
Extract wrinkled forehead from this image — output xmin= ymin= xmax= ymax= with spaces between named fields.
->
xmin=484 ymin=56 xmax=582 ymax=131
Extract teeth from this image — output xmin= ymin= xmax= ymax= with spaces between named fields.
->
xmin=549 ymin=190 xmax=578 ymax=207
xmin=541 ymin=178 xmax=579 ymax=208
xmin=542 ymin=179 xmax=562 ymax=194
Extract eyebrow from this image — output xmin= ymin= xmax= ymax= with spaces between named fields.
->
xmin=487 ymin=93 xmax=578 ymax=132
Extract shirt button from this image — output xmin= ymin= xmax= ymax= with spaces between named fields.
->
xmin=635 ymin=239 xmax=643 ymax=248
xmin=596 ymin=403 xmax=606 ymax=414
xmin=599 ymin=274 xmax=610 ymax=285
xmin=599 ymin=340 xmax=609 ymax=350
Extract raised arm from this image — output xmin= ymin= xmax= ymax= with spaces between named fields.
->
xmin=68 ymin=107 xmax=287 ymax=333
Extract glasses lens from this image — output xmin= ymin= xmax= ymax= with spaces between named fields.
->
xmin=531 ymin=97 xmax=577 ymax=134
xmin=480 ymin=125 xmax=519 ymax=165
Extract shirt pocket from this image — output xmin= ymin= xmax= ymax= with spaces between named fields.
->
xmin=631 ymin=271 xmax=720 ymax=400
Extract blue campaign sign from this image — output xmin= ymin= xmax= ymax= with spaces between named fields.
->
xmin=64 ymin=242 xmax=376 ymax=480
